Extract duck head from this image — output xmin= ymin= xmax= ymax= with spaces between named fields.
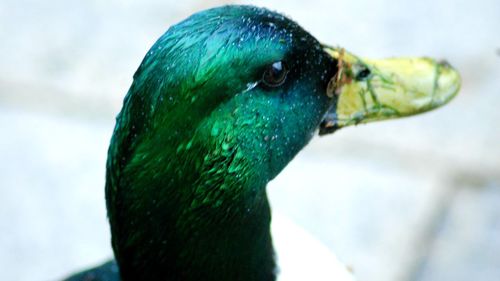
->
xmin=105 ymin=5 xmax=459 ymax=281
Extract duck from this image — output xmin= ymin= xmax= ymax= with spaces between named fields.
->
xmin=63 ymin=5 xmax=460 ymax=281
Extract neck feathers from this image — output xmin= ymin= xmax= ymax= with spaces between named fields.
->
xmin=106 ymin=123 xmax=277 ymax=280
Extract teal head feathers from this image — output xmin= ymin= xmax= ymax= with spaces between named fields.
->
xmin=103 ymin=5 xmax=460 ymax=281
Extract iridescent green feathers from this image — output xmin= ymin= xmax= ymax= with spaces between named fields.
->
xmin=104 ymin=5 xmax=337 ymax=281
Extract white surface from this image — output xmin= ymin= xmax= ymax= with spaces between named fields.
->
xmin=273 ymin=213 xmax=355 ymax=281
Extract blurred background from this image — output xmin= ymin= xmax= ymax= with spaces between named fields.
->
xmin=1 ymin=0 xmax=499 ymax=280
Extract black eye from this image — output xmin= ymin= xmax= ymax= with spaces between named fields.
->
xmin=262 ymin=61 xmax=289 ymax=87
xmin=355 ymin=66 xmax=371 ymax=81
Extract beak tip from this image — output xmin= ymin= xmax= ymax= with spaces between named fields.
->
xmin=438 ymin=59 xmax=452 ymax=68
xmin=435 ymin=63 xmax=461 ymax=106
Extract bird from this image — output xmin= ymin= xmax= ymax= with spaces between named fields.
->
xmin=63 ymin=5 xmax=460 ymax=281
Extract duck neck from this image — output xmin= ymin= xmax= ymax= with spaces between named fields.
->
xmin=107 ymin=150 xmax=277 ymax=281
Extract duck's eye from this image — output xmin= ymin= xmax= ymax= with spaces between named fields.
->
xmin=262 ymin=61 xmax=289 ymax=87
xmin=354 ymin=65 xmax=371 ymax=81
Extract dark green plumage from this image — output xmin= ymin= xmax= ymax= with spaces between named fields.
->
xmin=104 ymin=5 xmax=336 ymax=281
xmin=67 ymin=5 xmax=337 ymax=281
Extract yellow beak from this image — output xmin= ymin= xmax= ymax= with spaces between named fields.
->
xmin=320 ymin=46 xmax=461 ymax=135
